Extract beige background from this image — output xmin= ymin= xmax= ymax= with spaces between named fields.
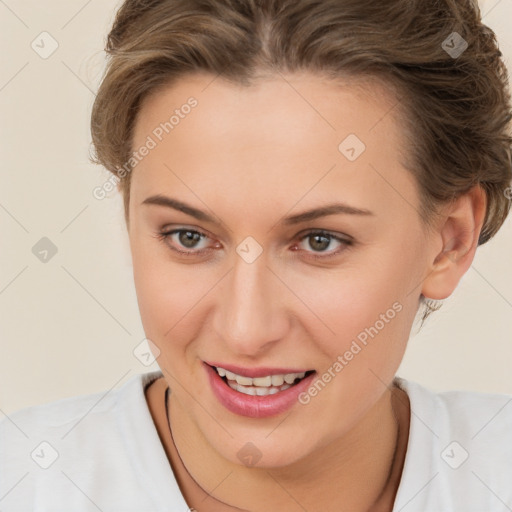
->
xmin=1 ymin=0 xmax=511 ymax=416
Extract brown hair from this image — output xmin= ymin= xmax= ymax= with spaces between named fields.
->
xmin=90 ymin=0 xmax=512 ymax=320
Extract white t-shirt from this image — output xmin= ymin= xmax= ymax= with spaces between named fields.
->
xmin=1 ymin=370 xmax=511 ymax=511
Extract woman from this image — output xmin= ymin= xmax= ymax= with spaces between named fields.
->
xmin=1 ymin=0 xmax=511 ymax=510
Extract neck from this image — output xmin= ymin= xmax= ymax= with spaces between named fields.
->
xmin=163 ymin=382 xmax=410 ymax=512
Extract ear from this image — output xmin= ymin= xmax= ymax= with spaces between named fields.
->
xmin=421 ymin=185 xmax=487 ymax=300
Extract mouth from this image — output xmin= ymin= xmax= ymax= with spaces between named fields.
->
xmin=203 ymin=362 xmax=317 ymax=418
xmin=212 ymin=365 xmax=315 ymax=396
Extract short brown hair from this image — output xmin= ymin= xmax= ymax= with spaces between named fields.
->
xmin=90 ymin=0 xmax=512 ymax=320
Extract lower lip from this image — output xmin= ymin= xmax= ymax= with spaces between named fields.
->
xmin=204 ymin=363 xmax=316 ymax=418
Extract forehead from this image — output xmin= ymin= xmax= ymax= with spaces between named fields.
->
xmin=134 ymin=72 xmax=404 ymax=151
xmin=130 ymin=72 xmax=417 ymax=220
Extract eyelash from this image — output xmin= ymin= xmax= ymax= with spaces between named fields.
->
xmin=153 ymin=228 xmax=353 ymax=260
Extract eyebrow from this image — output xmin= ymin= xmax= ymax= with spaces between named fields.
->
xmin=141 ymin=195 xmax=374 ymax=225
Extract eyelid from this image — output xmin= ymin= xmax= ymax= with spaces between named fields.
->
xmin=159 ymin=224 xmax=353 ymax=243
xmin=295 ymin=227 xmax=354 ymax=243
xmin=156 ymin=225 xmax=353 ymax=260
xmin=158 ymin=227 xmax=213 ymax=254
xmin=293 ymin=229 xmax=352 ymax=260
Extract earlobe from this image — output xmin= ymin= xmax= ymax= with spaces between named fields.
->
xmin=421 ymin=185 xmax=487 ymax=300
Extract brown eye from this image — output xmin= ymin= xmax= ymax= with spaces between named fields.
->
xmin=295 ymin=230 xmax=353 ymax=260
xmin=156 ymin=228 xmax=212 ymax=255
xmin=176 ymin=230 xmax=203 ymax=249
xmin=306 ymin=233 xmax=333 ymax=252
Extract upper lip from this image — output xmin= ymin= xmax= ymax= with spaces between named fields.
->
xmin=204 ymin=361 xmax=314 ymax=378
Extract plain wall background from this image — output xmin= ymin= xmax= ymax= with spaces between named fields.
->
xmin=1 ymin=0 xmax=511 ymax=416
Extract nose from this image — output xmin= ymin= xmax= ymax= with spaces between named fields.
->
xmin=212 ymin=250 xmax=290 ymax=357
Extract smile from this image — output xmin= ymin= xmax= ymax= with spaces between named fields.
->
xmin=204 ymin=362 xmax=317 ymax=418
xmin=215 ymin=366 xmax=313 ymax=396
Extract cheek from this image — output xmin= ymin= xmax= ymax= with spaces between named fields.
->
xmin=310 ymin=282 xmax=408 ymax=368
xmin=295 ymin=275 xmax=415 ymax=432
xmin=294 ymin=248 xmax=418 ymax=373
xmin=130 ymin=241 xmax=203 ymax=353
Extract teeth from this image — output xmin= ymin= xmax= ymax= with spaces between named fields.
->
xmin=225 ymin=370 xmax=237 ymax=380
xmin=271 ymin=374 xmax=284 ymax=386
xmin=235 ymin=375 xmax=253 ymax=386
xmin=252 ymin=376 xmax=272 ymax=387
xmin=284 ymin=374 xmax=296 ymax=384
xmin=236 ymin=382 xmax=289 ymax=396
xmin=255 ymin=387 xmax=269 ymax=396
xmin=215 ymin=366 xmax=310 ymax=396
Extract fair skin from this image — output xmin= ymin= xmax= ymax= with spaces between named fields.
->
xmin=127 ymin=72 xmax=486 ymax=511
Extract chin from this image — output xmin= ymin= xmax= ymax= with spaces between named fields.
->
xmin=205 ymin=430 xmax=318 ymax=470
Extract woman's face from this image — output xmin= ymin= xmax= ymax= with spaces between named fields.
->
xmin=128 ymin=72 xmax=436 ymax=467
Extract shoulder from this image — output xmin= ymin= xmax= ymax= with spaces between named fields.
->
xmin=398 ymin=377 xmax=512 ymax=442
xmin=1 ymin=371 xmax=149 ymax=438
xmin=0 ymin=371 xmax=168 ymax=510
xmin=0 ymin=371 xmax=166 ymax=445
xmin=393 ymin=377 xmax=512 ymax=511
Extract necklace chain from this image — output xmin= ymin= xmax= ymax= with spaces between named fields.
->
xmin=164 ymin=383 xmax=401 ymax=511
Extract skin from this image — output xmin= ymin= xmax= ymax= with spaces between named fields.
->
xmin=127 ymin=72 xmax=487 ymax=511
